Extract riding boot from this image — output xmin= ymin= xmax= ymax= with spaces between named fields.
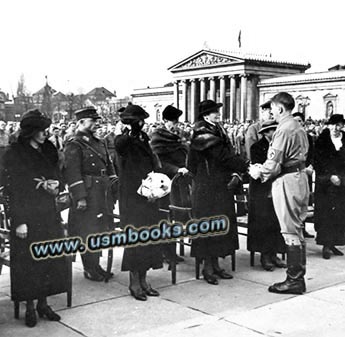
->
xmin=268 ymin=244 xmax=306 ymax=295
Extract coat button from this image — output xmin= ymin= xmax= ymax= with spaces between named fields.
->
xmin=92 ymin=163 xmax=95 ymax=166
xmin=96 ymin=180 xmax=99 ymax=183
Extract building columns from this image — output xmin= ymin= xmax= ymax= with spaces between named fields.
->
xmin=230 ymin=75 xmax=236 ymax=123
xmin=190 ymin=79 xmax=197 ymax=124
xmin=173 ymin=81 xmax=179 ymax=109
xmin=182 ymin=80 xmax=188 ymax=122
xmin=199 ymin=78 xmax=206 ymax=102
xmin=219 ymin=76 xmax=226 ymax=121
xmin=209 ymin=77 xmax=216 ymax=101
xmin=240 ymin=74 xmax=248 ymax=122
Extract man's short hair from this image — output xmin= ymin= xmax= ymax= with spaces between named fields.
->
xmin=271 ymin=92 xmax=295 ymax=111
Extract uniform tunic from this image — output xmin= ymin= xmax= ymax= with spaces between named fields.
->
xmin=64 ymin=130 xmax=116 ymax=242
xmin=115 ymin=129 xmax=163 ymax=272
xmin=2 ymin=137 xmax=68 ymax=301
xmin=261 ymin=114 xmax=309 ymax=244
xmin=188 ymin=120 xmax=247 ymax=258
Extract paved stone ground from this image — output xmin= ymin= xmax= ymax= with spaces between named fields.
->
xmin=1 ymin=222 xmax=345 ymax=337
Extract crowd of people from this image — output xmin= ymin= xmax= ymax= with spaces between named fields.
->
xmin=1 ymin=92 xmax=345 ymax=328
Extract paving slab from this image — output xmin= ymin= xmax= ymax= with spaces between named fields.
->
xmin=226 ymin=294 xmax=345 ymax=337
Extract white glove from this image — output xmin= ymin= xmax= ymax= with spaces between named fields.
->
xmin=249 ymin=164 xmax=263 ymax=180
xmin=177 ymin=167 xmax=189 ymax=175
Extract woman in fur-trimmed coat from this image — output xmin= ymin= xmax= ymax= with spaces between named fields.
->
xmin=188 ymin=100 xmax=248 ymax=285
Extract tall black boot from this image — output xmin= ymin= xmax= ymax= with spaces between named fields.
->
xmin=268 ymin=245 xmax=306 ymax=295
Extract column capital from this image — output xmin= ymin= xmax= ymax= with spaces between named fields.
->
xmin=181 ymin=79 xmax=187 ymax=84
xmin=199 ymin=77 xmax=206 ymax=82
xmin=239 ymin=73 xmax=249 ymax=78
xmin=219 ymin=75 xmax=226 ymax=80
xmin=229 ymin=74 xmax=236 ymax=79
xmin=173 ymin=80 xmax=180 ymax=85
xmin=208 ymin=76 xmax=215 ymax=81
xmin=190 ymin=78 xmax=196 ymax=83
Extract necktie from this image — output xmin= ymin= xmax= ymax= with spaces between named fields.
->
xmin=56 ymin=136 xmax=60 ymax=150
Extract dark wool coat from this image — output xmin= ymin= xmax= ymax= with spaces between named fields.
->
xmin=188 ymin=120 xmax=247 ymax=258
xmin=247 ymin=137 xmax=286 ymax=254
xmin=314 ymin=129 xmax=345 ymax=246
xmin=2 ymin=137 xmax=68 ymax=301
xmin=115 ymin=129 xmax=163 ymax=272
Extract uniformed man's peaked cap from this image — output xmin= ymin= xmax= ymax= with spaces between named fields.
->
xmin=260 ymin=100 xmax=271 ymax=110
xmin=75 ymin=106 xmax=100 ymax=121
xmin=258 ymin=119 xmax=278 ymax=134
xmin=162 ymin=105 xmax=182 ymax=121
xmin=120 ymin=104 xmax=149 ymax=124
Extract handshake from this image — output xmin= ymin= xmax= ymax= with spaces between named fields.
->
xmin=248 ymin=164 xmax=263 ymax=180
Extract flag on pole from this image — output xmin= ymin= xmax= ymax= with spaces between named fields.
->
xmin=238 ymin=30 xmax=242 ymax=48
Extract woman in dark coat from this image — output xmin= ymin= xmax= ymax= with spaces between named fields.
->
xmin=247 ymin=120 xmax=286 ymax=271
xmin=151 ymin=105 xmax=189 ymax=265
xmin=1 ymin=109 xmax=68 ymax=327
xmin=314 ymin=114 xmax=345 ymax=259
xmin=188 ymin=100 xmax=248 ymax=285
xmin=115 ymin=105 xmax=163 ymax=301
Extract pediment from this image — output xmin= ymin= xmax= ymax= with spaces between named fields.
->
xmin=169 ymin=50 xmax=243 ymax=72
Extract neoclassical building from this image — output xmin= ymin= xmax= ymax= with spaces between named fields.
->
xmin=132 ymin=48 xmax=310 ymax=123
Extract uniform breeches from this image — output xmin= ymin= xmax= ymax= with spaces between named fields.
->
xmin=272 ymin=171 xmax=309 ymax=245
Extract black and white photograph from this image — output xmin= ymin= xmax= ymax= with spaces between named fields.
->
xmin=1 ymin=0 xmax=345 ymax=336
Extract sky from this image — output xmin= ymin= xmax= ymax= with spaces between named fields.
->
xmin=1 ymin=0 xmax=344 ymax=98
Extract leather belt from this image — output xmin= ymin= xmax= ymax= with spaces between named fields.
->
xmin=281 ymin=163 xmax=306 ymax=175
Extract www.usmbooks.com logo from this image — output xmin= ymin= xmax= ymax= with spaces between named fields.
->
xmin=30 ymin=215 xmax=229 ymax=260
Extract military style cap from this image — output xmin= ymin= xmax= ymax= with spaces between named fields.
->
xmin=120 ymin=104 xmax=149 ymax=124
xmin=260 ymin=100 xmax=272 ymax=110
xmin=75 ymin=106 xmax=100 ymax=121
xmin=258 ymin=119 xmax=278 ymax=134
xmin=162 ymin=105 xmax=182 ymax=121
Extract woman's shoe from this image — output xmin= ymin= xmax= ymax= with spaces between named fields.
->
xmin=331 ymin=246 xmax=344 ymax=256
xmin=213 ymin=269 xmax=233 ymax=279
xmin=129 ymin=288 xmax=147 ymax=301
xmin=36 ymin=305 xmax=61 ymax=321
xmin=83 ymin=269 xmax=104 ymax=282
xmin=271 ymin=254 xmax=287 ymax=268
xmin=202 ymin=270 xmax=218 ymax=285
xmin=142 ymin=286 xmax=160 ymax=297
xmin=96 ymin=265 xmax=114 ymax=282
xmin=260 ymin=254 xmax=275 ymax=271
xmin=25 ymin=308 xmax=37 ymax=328
xmin=322 ymin=246 xmax=331 ymax=259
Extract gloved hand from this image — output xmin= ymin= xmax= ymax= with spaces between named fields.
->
xmin=16 ymin=224 xmax=28 ymax=239
xmin=248 ymin=164 xmax=262 ymax=180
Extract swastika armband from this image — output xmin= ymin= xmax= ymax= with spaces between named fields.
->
xmin=267 ymin=148 xmax=283 ymax=163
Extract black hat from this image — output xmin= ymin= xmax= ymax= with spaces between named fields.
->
xmin=292 ymin=112 xmax=305 ymax=122
xmin=326 ymin=114 xmax=345 ymax=125
xmin=258 ymin=119 xmax=278 ymax=134
xmin=75 ymin=106 xmax=100 ymax=121
xmin=162 ymin=105 xmax=182 ymax=121
xmin=120 ymin=104 xmax=149 ymax=124
xmin=20 ymin=109 xmax=51 ymax=138
xmin=198 ymin=100 xmax=222 ymax=119
xmin=118 ymin=107 xmax=125 ymax=113
xmin=260 ymin=100 xmax=271 ymax=110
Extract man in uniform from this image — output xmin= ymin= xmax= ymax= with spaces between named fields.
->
xmin=249 ymin=92 xmax=309 ymax=294
xmin=245 ymin=100 xmax=272 ymax=161
xmin=64 ymin=107 xmax=117 ymax=281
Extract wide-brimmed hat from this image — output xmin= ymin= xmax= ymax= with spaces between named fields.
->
xmin=258 ymin=119 xmax=278 ymax=134
xmin=20 ymin=109 xmax=51 ymax=138
xmin=260 ymin=100 xmax=271 ymax=110
xmin=162 ymin=105 xmax=182 ymax=121
xmin=120 ymin=104 xmax=149 ymax=124
xmin=75 ymin=106 xmax=100 ymax=121
xmin=326 ymin=114 xmax=345 ymax=125
xmin=198 ymin=100 xmax=222 ymax=119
